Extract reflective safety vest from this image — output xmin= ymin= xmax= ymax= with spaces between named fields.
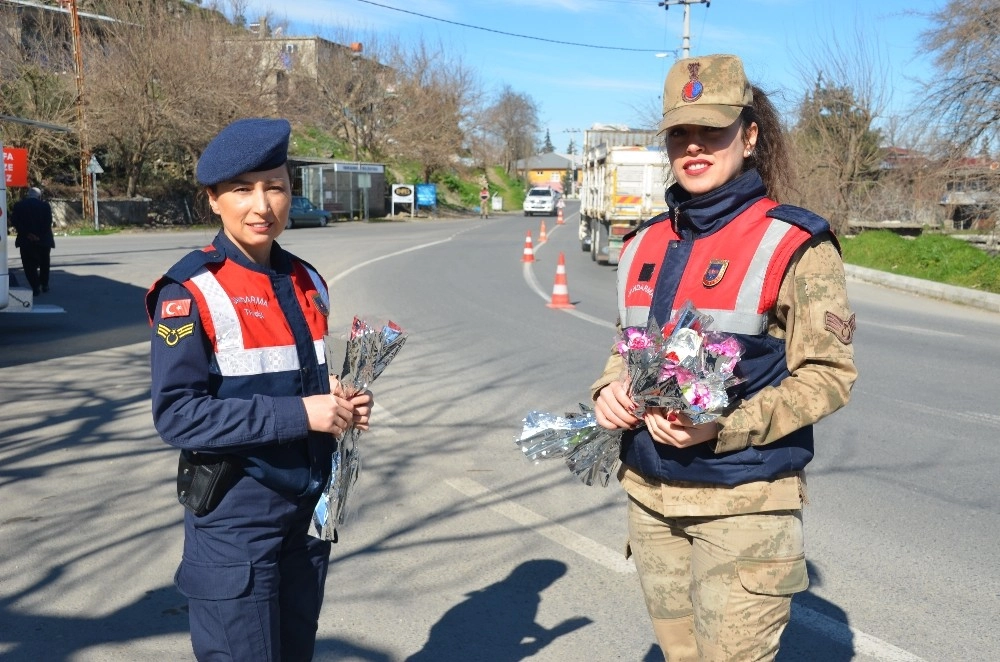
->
xmin=185 ymin=258 xmax=329 ymax=385
xmin=616 ymin=199 xmax=829 ymax=486
xmin=148 ymin=238 xmax=333 ymax=496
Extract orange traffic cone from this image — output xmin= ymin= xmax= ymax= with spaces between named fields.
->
xmin=556 ymin=207 xmax=564 ymax=225
xmin=547 ymin=252 xmax=575 ymax=309
xmin=522 ymin=231 xmax=535 ymax=263
xmin=539 ymin=220 xmax=548 ymax=243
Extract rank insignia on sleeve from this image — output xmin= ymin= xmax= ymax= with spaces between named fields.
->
xmin=825 ymin=311 xmax=856 ymax=345
xmin=702 ymin=259 xmax=729 ymax=288
xmin=156 ymin=322 xmax=195 ymax=347
xmin=160 ymin=299 xmax=191 ymax=318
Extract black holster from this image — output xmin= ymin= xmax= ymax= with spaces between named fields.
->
xmin=176 ymin=451 xmax=239 ymax=516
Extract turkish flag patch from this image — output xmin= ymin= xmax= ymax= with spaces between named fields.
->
xmin=161 ymin=299 xmax=192 ymax=319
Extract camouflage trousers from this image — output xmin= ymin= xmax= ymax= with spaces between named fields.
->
xmin=626 ymin=498 xmax=808 ymax=662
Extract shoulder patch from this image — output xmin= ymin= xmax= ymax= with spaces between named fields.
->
xmin=824 ymin=312 xmax=856 ymax=345
xmin=156 ymin=322 xmax=196 ymax=347
xmin=160 ymin=299 xmax=191 ymax=319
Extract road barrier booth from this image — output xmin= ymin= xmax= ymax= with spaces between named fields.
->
xmin=295 ymin=160 xmax=387 ymax=220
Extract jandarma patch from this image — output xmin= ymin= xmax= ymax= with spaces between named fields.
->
xmin=682 ymin=62 xmax=703 ymax=103
xmin=824 ymin=312 xmax=856 ymax=344
xmin=702 ymin=259 xmax=728 ymax=287
xmin=156 ymin=322 xmax=195 ymax=347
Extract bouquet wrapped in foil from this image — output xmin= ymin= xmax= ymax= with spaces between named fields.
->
xmin=516 ymin=301 xmax=743 ymax=487
xmin=310 ymin=317 xmax=407 ymax=541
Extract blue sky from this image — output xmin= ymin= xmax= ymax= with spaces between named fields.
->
xmin=235 ymin=0 xmax=940 ymax=152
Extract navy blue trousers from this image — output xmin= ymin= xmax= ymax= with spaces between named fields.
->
xmin=175 ymin=473 xmax=331 ymax=661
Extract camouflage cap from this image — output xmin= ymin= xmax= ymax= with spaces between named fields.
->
xmin=658 ymin=54 xmax=753 ymax=132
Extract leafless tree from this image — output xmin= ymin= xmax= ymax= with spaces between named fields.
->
xmin=485 ymin=85 xmax=539 ymax=176
xmin=788 ymin=27 xmax=892 ymax=234
xmin=385 ymin=39 xmax=479 ymax=183
xmin=298 ymin=31 xmax=398 ymax=160
xmin=0 ymin=4 xmax=80 ymax=189
xmin=917 ymin=1 xmax=1000 ymax=151
xmin=84 ymin=0 xmax=274 ymax=197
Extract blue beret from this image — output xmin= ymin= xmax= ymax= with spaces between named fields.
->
xmin=196 ymin=118 xmax=291 ymax=186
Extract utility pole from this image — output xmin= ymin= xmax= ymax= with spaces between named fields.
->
xmin=658 ymin=0 xmax=710 ymax=59
xmin=65 ymin=0 xmax=91 ymax=224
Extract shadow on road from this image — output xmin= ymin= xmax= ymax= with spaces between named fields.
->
xmin=0 ymin=268 xmax=150 ymax=368
xmin=778 ymin=562 xmax=855 ymax=661
xmin=404 ymin=559 xmax=591 ymax=662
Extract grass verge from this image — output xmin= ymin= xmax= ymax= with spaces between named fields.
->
xmin=841 ymin=230 xmax=1000 ymax=294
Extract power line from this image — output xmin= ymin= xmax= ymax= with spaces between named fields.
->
xmin=354 ymin=0 xmax=673 ymax=53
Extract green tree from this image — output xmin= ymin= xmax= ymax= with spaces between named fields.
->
xmin=542 ymin=128 xmax=554 ymax=153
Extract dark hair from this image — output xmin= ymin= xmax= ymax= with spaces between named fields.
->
xmin=741 ymin=85 xmax=792 ymax=202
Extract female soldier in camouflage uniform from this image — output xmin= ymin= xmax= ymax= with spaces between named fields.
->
xmin=592 ymin=54 xmax=857 ymax=661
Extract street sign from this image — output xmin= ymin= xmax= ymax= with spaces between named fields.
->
xmin=86 ymin=155 xmax=103 ymax=175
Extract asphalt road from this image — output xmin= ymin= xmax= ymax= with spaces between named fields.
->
xmin=1 ymin=204 xmax=998 ymax=661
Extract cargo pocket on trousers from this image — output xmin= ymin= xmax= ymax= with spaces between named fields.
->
xmin=736 ymin=554 xmax=809 ymax=596
xmin=174 ymin=557 xmax=252 ymax=601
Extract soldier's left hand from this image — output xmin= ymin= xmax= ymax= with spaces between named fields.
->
xmin=643 ymin=407 xmax=719 ymax=448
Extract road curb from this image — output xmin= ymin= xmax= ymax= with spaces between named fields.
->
xmin=845 ymin=264 xmax=1000 ymax=313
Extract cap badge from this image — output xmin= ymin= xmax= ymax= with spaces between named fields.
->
xmin=702 ymin=259 xmax=728 ymax=287
xmin=682 ymin=62 xmax=703 ymax=103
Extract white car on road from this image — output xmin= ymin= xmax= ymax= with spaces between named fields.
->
xmin=522 ymin=187 xmax=560 ymax=216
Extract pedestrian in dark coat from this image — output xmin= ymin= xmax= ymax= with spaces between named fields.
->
xmin=10 ymin=187 xmax=55 ymax=296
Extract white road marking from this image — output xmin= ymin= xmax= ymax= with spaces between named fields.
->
xmin=450 ymin=477 xmax=928 ymax=662
xmin=329 ymin=228 xmax=476 ymax=284
xmin=791 ymin=603 xmax=928 ymax=662
xmin=445 ymin=477 xmax=635 ymax=574
xmin=524 ymin=223 xmax=615 ymax=329
xmin=861 ymin=320 xmax=963 ymax=338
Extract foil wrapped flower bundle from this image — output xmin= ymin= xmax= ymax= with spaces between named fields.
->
xmin=311 ymin=317 xmax=407 ymax=541
xmin=516 ymin=302 xmax=742 ymax=487
xmin=639 ymin=301 xmax=744 ymax=424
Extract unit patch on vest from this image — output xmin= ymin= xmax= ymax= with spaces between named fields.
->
xmin=638 ymin=263 xmax=656 ymax=282
xmin=824 ymin=311 xmax=856 ymax=345
xmin=702 ymin=259 xmax=729 ymax=288
xmin=312 ymin=292 xmax=329 ymax=316
xmin=156 ymin=322 xmax=195 ymax=347
xmin=160 ymin=299 xmax=191 ymax=319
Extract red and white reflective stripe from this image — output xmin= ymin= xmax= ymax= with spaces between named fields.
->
xmin=617 ymin=217 xmax=794 ymax=335
xmin=188 ymin=269 xmax=325 ymax=377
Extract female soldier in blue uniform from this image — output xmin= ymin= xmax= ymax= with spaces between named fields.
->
xmin=147 ymin=118 xmax=372 ymax=661
xmin=592 ymin=56 xmax=857 ymax=661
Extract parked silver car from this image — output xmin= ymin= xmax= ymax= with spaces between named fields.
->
xmin=287 ymin=196 xmax=331 ymax=228
xmin=522 ymin=187 xmax=560 ymax=216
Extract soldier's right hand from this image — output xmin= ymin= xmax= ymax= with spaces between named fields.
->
xmin=594 ymin=381 xmax=641 ymax=431
xmin=303 ymin=392 xmax=355 ymax=436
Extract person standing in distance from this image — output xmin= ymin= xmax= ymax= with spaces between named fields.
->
xmin=479 ymin=184 xmax=491 ymax=219
xmin=146 ymin=117 xmax=372 ymax=661
xmin=592 ymin=55 xmax=857 ymax=661
xmin=10 ymin=186 xmax=55 ymax=296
